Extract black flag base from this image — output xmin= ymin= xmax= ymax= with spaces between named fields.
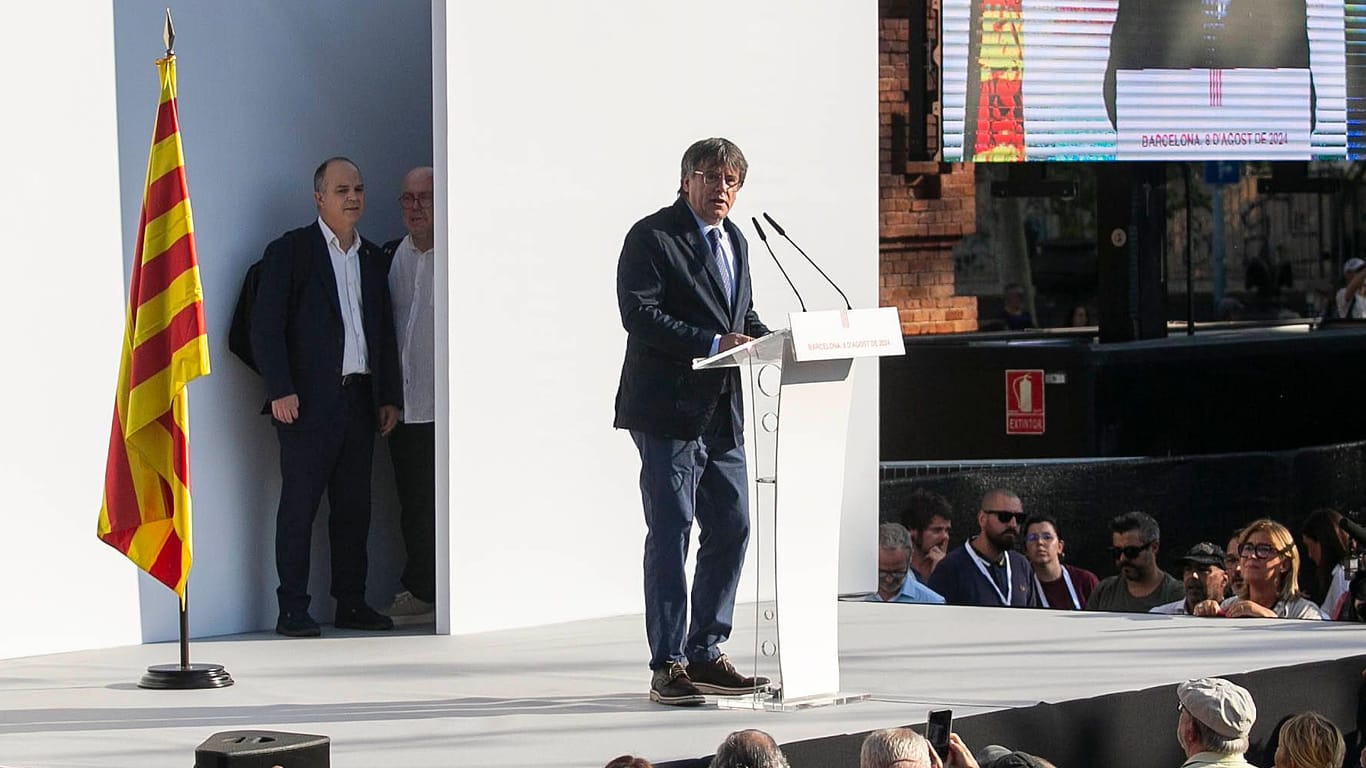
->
xmin=139 ymin=663 xmax=234 ymax=690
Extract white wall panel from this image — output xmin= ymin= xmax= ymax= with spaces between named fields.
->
xmin=440 ymin=0 xmax=879 ymax=634
xmin=0 ymin=2 xmax=140 ymax=660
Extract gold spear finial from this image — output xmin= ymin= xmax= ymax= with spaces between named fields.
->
xmin=163 ymin=8 xmax=176 ymax=57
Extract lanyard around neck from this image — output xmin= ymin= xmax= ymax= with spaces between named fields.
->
xmin=1033 ymin=567 xmax=1081 ymax=609
xmin=965 ymin=541 xmax=1011 ymax=606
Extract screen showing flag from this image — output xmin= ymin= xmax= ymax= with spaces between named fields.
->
xmin=941 ymin=0 xmax=1352 ymax=161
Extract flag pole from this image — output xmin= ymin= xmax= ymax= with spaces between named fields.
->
xmin=180 ymin=589 xmax=190 ymax=669
xmin=164 ymin=8 xmax=189 ymax=679
xmin=125 ymin=10 xmax=231 ymax=690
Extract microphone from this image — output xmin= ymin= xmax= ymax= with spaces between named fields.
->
xmin=752 ymin=217 xmax=806 ymax=313
xmin=1340 ymin=516 xmax=1366 ymax=547
xmin=762 ymin=212 xmax=852 ymax=310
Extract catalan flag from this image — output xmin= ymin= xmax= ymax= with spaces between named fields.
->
xmin=971 ymin=0 xmax=1026 ymax=161
xmin=98 ymin=55 xmax=210 ymax=605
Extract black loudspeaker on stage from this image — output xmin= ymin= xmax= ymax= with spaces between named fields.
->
xmin=195 ymin=731 xmax=330 ymax=768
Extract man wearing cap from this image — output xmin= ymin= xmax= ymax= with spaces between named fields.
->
xmin=1176 ymin=677 xmax=1258 ymax=768
xmin=1335 ymin=258 xmax=1366 ymax=319
xmin=1152 ymin=543 xmax=1230 ymax=616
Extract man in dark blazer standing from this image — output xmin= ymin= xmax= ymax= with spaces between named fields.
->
xmin=251 ymin=156 xmax=402 ymax=637
xmin=615 ymin=138 xmax=771 ymax=705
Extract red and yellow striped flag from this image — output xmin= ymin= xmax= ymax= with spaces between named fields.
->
xmin=98 ymin=55 xmax=210 ymax=604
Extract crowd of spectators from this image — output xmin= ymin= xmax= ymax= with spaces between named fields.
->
xmin=603 ymin=678 xmax=1359 ymax=767
xmin=878 ymin=487 xmax=1358 ymax=620
xmin=602 ymin=492 xmax=1366 ymax=768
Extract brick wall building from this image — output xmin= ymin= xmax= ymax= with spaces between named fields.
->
xmin=879 ymin=0 xmax=978 ymax=334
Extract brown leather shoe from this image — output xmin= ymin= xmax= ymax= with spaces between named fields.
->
xmin=649 ymin=661 xmax=706 ymax=706
xmin=686 ymin=654 xmax=770 ymax=695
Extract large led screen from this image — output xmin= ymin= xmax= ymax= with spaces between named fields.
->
xmin=942 ymin=0 xmax=1363 ymax=161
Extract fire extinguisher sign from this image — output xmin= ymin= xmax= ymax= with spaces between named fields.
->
xmin=1005 ymin=369 xmax=1045 ymax=435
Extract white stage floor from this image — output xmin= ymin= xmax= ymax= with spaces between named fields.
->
xmin=3 ymin=603 xmax=1365 ymax=768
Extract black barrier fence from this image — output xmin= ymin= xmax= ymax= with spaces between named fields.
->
xmin=879 ymin=440 xmax=1366 ymax=601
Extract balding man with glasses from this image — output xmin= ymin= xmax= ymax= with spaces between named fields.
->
xmin=252 ymin=157 xmax=402 ymax=637
xmin=928 ymin=488 xmax=1038 ymax=607
xmin=380 ymin=166 xmax=438 ymax=624
xmin=1087 ymin=511 xmax=1183 ymax=613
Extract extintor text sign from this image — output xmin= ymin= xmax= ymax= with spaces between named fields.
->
xmin=1005 ymin=369 xmax=1045 ymax=435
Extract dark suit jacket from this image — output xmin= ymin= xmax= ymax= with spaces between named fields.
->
xmin=614 ymin=197 xmax=769 ymax=443
xmin=1103 ymin=0 xmax=1312 ymax=126
xmin=251 ymin=222 xmax=402 ymax=431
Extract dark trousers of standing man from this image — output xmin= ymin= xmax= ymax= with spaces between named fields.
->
xmin=274 ymin=376 xmax=376 ymax=615
xmin=632 ymin=400 xmax=750 ymax=670
xmin=387 ymin=420 xmax=436 ymax=604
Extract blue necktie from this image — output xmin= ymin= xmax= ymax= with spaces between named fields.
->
xmin=709 ymin=228 xmax=734 ymax=307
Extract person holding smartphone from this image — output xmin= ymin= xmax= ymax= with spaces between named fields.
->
xmin=859 ymin=728 xmax=986 ymax=768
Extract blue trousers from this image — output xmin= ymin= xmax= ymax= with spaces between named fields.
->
xmin=631 ymin=428 xmax=750 ymax=670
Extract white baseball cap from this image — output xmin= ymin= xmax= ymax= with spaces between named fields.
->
xmin=1344 ymin=257 xmax=1365 ymax=275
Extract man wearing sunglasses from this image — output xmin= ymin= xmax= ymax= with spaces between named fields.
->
xmin=927 ymin=489 xmax=1038 ymax=607
xmin=1086 ymin=511 xmax=1183 ymax=613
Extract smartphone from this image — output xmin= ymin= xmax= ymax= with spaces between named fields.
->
xmin=926 ymin=708 xmax=953 ymax=760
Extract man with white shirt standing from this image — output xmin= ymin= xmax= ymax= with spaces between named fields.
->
xmin=382 ymin=166 xmax=437 ymax=623
xmin=251 ymin=156 xmax=402 ymax=637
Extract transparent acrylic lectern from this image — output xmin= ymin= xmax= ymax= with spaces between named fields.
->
xmin=692 ymin=307 xmax=904 ymax=710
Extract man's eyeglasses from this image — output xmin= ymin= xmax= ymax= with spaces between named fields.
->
xmin=879 ymin=568 xmax=909 ymax=580
xmin=399 ymin=192 xmax=434 ymax=208
xmin=692 ymin=170 xmax=742 ymax=190
xmin=1108 ymin=542 xmax=1154 ymax=560
xmin=1238 ymin=543 xmax=1293 ymax=560
xmin=985 ymin=510 xmax=1027 ymax=525
xmin=1025 ymin=531 xmax=1056 ymax=544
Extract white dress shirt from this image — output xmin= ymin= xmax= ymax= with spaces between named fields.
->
xmin=317 ymin=217 xmax=369 ymax=376
xmin=388 ymin=234 xmax=435 ymax=423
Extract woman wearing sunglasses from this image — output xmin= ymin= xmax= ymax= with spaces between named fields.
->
xmin=1194 ymin=519 xmax=1324 ymax=619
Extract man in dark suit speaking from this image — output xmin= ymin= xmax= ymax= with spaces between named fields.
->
xmin=615 ymin=138 xmax=771 ymax=706
xmin=251 ymin=157 xmax=402 ymax=638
